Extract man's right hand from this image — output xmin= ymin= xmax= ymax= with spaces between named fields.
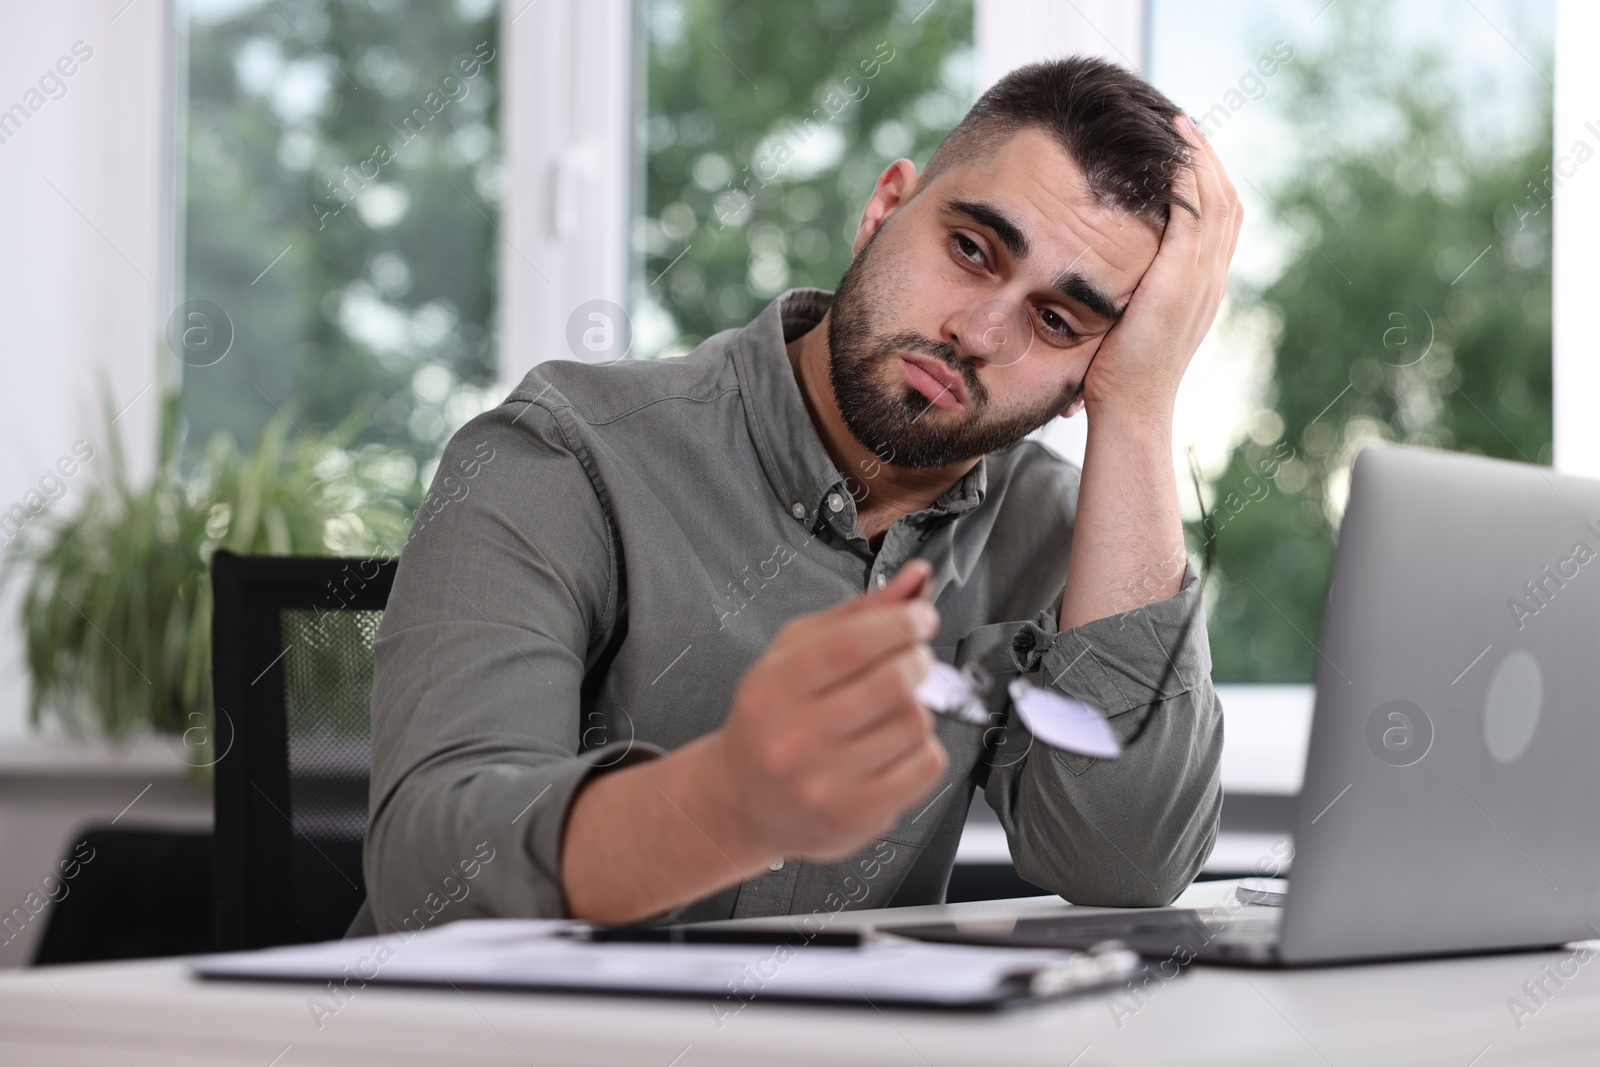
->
xmin=704 ymin=559 xmax=949 ymax=863
xmin=560 ymin=559 xmax=948 ymax=924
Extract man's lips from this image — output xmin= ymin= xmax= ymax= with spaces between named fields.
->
xmin=899 ymin=353 xmax=967 ymax=410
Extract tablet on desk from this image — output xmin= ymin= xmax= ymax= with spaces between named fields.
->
xmin=883 ymin=907 xmax=1284 ymax=966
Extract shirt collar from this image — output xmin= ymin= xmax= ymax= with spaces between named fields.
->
xmin=731 ymin=288 xmax=987 ymax=528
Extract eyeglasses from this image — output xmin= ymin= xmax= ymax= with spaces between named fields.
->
xmin=916 ymin=447 xmax=1215 ymax=760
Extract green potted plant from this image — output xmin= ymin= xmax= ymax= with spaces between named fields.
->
xmin=2 ymin=392 xmax=412 ymax=749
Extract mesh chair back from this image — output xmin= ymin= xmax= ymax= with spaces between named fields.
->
xmin=211 ymin=550 xmax=395 ymax=951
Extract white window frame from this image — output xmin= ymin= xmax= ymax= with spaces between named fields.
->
xmin=497 ymin=0 xmax=634 ymax=392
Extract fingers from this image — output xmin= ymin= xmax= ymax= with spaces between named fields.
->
xmin=1166 ymin=113 xmax=1242 ymax=300
xmin=874 ymin=557 xmax=932 ymax=603
xmin=1190 ymin=126 xmax=1240 ymax=248
xmin=770 ymin=559 xmax=938 ymax=696
xmin=1165 ymin=119 xmax=1205 ymax=239
xmin=1172 ymin=115 xmax=1239 ymax=233
xmin=829 ymin=698 xmax=934 ymax=779
xmin=859 ymin=735 xmax=948 ymax=814
xmin=801 ymin=560 xmax=932 ymax=629
xmin=1151 ymin=117 xmax=1210 ymax=279
xmin=808 ymin=644 xmax=933 ymax=739
xmin=1225 ymin=196 xmax=1244 ymax=265
xmin=1178 ymin=114 xmax=1228 ymax=195
xmin=725 ymin=558 xmax=949 ymax=864
xmin=774 ymin=600 xmax=937 ymax=698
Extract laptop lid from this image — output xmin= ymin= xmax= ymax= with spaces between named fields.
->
xmin=1279 ymin=445 xmax=1600 ymax=964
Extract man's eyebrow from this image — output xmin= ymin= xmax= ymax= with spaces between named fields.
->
xmin=945 ymin=198 xmax=1029 ymax=260
xmin=1050 ymin=269 xmax=1123 ymax=323
xmin=945 ymin=197 xmax=1123 ymax=322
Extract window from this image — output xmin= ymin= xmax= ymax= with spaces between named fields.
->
xmin=633 ymin=0 xmax=975 ymax=358
xmin=180 ymin=0 xmax=503 ymax=493
xmin=175 ymin=0 xmax=1554 ymax=686
xmin=1148 ymin=0 xmax=1553 ymax=681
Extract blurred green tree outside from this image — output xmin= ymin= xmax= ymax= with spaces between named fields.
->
xmin=1200 ymin=2 xmax=1552 ymax=679
xmin=636 ymin=0 xmax=974 ymax=355
xmin=182 ymin=0 xmax=502 ymax=494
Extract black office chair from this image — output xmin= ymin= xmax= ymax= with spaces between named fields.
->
xmin=210 ymin=549 xmax=395 ymax=952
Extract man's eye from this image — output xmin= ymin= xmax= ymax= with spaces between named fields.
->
xmin=952 ymin=233 xmax=985 ymax=266
xmin=1038 ymin=308 xmax=1080 ymax=341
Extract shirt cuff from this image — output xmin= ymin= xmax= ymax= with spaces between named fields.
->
xmin=1007 ymin=561 xmax=1209 ymax=716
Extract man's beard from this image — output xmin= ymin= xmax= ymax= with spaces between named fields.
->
xmin=826 ymin=229 xmax=1081 ymax=471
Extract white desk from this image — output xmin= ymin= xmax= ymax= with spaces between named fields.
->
xmin=2 ymin=880 xmax=1596 ymax=1067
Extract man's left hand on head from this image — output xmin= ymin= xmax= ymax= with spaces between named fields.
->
xmin=1079 ymin=115 xmax=1243 ymax=424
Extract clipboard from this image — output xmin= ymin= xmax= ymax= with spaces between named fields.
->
xmin=193 ymin=918 xmax=1140 ymax=1010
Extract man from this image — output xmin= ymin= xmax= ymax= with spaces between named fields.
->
xmin=355 ymin=55 xmax=1238 ymax=934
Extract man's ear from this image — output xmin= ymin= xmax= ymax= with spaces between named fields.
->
xmin=853 ymin=159 xmax=920 ymax=254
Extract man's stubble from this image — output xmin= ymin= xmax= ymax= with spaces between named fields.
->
xmin=825 ymin=223 xmax=1080 ymax=470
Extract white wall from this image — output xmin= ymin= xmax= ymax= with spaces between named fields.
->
xmin=0 ymin=1 xmax=171 ymax=737
xmin=975 ymin=0 xmax=1146 ymax=88
xmin=0 ymin=1 xmax=183 ymax=968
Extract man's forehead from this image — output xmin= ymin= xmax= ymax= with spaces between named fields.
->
xmin=922 ymin=127 xmax=1162 ymax=294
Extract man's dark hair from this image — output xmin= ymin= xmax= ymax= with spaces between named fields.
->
xmin=922 ymin=56 xmax=1197 ymax=225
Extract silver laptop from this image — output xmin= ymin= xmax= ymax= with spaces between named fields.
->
xmin=890 ymin=444 xmax=1600 ymax=966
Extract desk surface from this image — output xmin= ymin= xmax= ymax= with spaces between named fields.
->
xmin=3 ymin=880 xmax=1597 ymax=1067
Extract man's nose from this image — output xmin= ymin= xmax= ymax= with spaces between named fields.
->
xmin=953 ymin=299 xmax=1035 ymax=368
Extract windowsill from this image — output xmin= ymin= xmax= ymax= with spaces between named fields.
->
xmin=953 ymin=824 xmax=1292 ymax=876
xmin=1213 ymin=682 xmax=1313 ymax=795
xmin=0 ymin=736 xmax=195 ymax=779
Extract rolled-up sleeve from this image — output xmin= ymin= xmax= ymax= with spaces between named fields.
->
xmin=975 ymin=562 xmax=1223 ymax=907
xmin=363 ymin=398 xmax=658 ymax=931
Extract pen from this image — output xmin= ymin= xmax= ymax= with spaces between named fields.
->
xmin=562 ymin=926 xmax=863 ymax=948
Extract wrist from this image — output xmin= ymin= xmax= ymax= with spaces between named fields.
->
xmin=1084 ymin=402 xmax=1176 ymax=456
xmin=1084 ymin=392 xmax=1177 ymax=432
xmin=676 ymin=732 xmax=780 ymax=872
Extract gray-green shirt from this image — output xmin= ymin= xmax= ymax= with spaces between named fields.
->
xmin=359 ymin=288 xmax=1222 ymax=935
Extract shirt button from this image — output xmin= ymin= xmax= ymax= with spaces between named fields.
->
xmin=790 ymin=502 xmax=806 ymax=519
xmin=769 ymin=859 xmax=785 ymax=872
xmin=873 ymin=573 xmax=887 ymax=590
xmin=827 ymin=493 xmax=845 ymax=513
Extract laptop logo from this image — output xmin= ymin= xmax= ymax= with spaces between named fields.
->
xmin=1366 ymin=700 xmax=1433 ymax=767
xmin=1483 ymin=649 xmax=1543 ymax=763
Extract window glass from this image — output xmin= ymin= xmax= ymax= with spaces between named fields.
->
xmin=181 ymin=0 xmax=502 ymax=492
xmin=1149 ymin=0 xmax=1553 ymax=680
xmin=634 ymin=0 xmax=974 ymax=358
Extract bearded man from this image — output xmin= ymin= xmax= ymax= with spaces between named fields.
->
xmin=354 ymin=55 xmax=1240 ymax=933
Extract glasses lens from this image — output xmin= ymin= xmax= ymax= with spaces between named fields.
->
xmin=1007 ymin=679 xmax=1122 ymax=759
xmin=916 ymin=660 xmax=987 ymax=724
